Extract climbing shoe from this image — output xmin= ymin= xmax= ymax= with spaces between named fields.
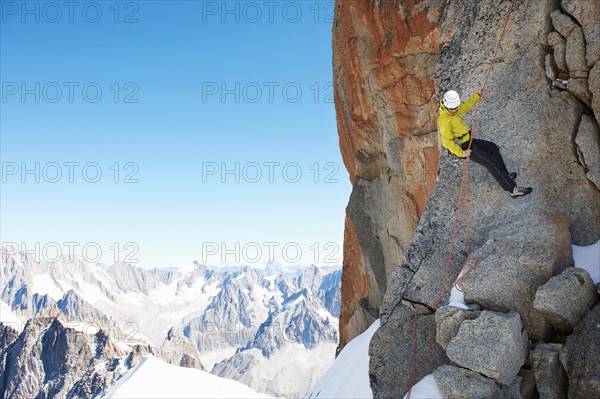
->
xmin=508 ymin=172 xmax=517 ymax=179
xmin=510 ymin=186 xmax=533 ymax=198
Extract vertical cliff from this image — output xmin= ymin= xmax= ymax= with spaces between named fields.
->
xmin=334 ymin=0 xmax=600 ymax=397
xmin=333 ymin=0 xmax=443 ymax=350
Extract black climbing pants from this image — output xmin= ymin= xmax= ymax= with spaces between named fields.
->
xmin=461 ymin=139 xmax=516 ymax=192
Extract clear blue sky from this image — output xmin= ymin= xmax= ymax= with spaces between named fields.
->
xmin=0 ymin=1 xmax=350 ymax=269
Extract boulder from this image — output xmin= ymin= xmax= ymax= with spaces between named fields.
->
xmin=550 ymin=9 xmax=578 ymax=39
xmin=560 ymin=303 xmax=600 ymax=398
xmin=531 ymin=343 xmax=568 ymax=399
xmin=565 ymin=78 xmax=592 ymax=107
xmin=533 ymin=267 xmax=599 ymax=332
xmin=566 ymin=27 xmax=589 ymax=78
xmin=518 ymin=368 xmax=539 ymax=399
xmin=433 ymin=364 xmax=503 ymax=399
xmin=545 ymin=53 xmax=558 ymax=81
xmin=549 ymin=31 xmax=569 ymax=73
xmin=460 ymin=212 xmax=572 ymax=340
xmin=561 ymin=0 xmax=600 ymax=66
xmin=434 ymin=305 xmax=480 ymax=350
xmin=446 ymin=310 xmax=529 ymax=386
xmin=585 ymin=25 xmax=600 ymax=66
xmin=504 ymin=375 xmax=525 ymax=399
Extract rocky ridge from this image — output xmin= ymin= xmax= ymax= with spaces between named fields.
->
xmin=0 ymin=318 xmax=203 ymax=398
xmin=333 ymin=0 xmax=442 ymax=350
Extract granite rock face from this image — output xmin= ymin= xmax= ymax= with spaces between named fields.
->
xmin=561 ymin=0 xmax=600 ymax=67
xmin=547 ymin=4 xmax=600 ymax=118
xmin=336 ymin=0 xmax=600 ymax=354
xmin=574 ymin=115 xmax=600 ymax=190
xmin=591 ymin=63 xmax=600 ymax=121
xmin=333 ymin=0 xmax=443 ymax=350
xmin=333 ymin=0 xmax=600 ymax=398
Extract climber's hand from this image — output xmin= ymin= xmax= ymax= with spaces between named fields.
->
xmin=464 ymin=149 xmax=472 ymax=158
xmin=478 ymin=88 xmax=484 ymax=97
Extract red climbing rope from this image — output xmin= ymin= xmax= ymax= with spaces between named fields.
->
xmin=405 ymin=0 xmax=517 ymax=397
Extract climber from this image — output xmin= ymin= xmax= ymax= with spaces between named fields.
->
xmin=438 ymin=89 xmax=533 ymax=198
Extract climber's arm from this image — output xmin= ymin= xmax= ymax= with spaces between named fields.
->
xmin=458 ymin=92 xmax=481 ymax=114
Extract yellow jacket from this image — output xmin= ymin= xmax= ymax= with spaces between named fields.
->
xmin=437 ymin=93 xmax=481 ymax=157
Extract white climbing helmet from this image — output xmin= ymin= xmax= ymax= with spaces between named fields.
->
xmin=443 ymin=90 xmax=461 ymax=109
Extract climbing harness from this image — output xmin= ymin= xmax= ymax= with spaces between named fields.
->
xmin=405 ymin=0 xmax=518 ymax=397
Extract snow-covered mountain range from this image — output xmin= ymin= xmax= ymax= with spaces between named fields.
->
xmin=0 ymin=248 xmax=341 ymax=398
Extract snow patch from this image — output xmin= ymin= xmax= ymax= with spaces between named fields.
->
xmin=94 ymin=360 xmax=107 ymax=373
xmin=73 ymin=278 xmax=108 ymax=303
xmin=448 ymin=270 xmax=469 ymax=310
xmin=306 ymin=319 xmax=380 ymax=399
xmin=201 ymin=347 xmax=239 ymax=372
xmin=229 ymin=343 xmax=336 ymax=398
xmin=316 ymin=308 xmax=337 ymax=324
xmin=32 ymin=273 xmax=64 ymax=300
xmin=402 ymin=374 xmax=443 ymax=399
xmin=106 ymin=355 xmax=272 ymax=398
xmin=573 ymin=240 xmax=600 ymax=284
xmin=0 ymin=301 xmax=24 ymax=332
